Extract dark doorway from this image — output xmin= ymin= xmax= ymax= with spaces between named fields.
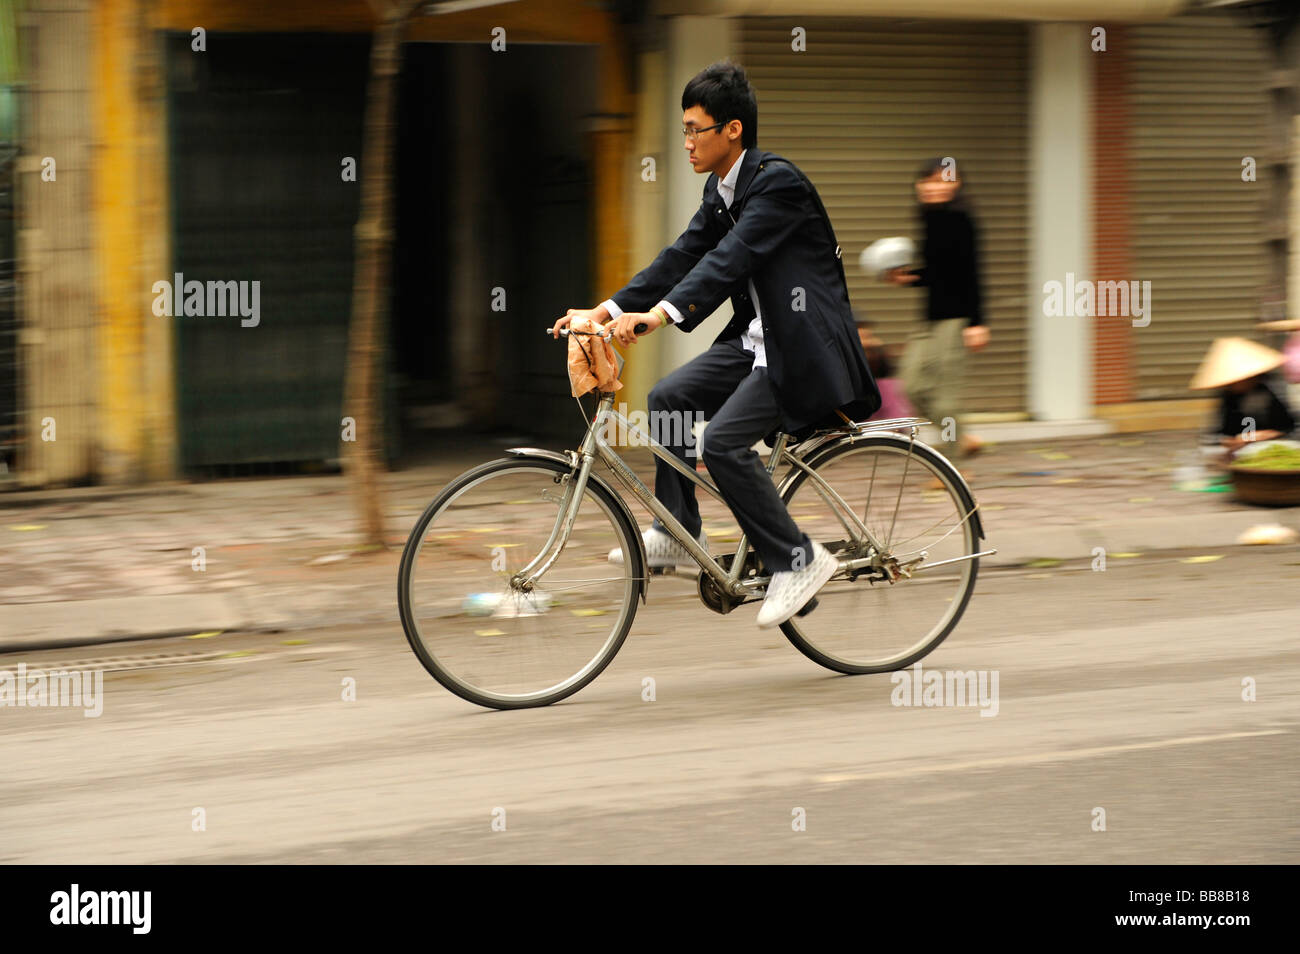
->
xmin=393 ymin=42 xmax=599 ymax=458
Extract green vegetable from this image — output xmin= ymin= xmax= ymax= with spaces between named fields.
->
xmin=1234 ymin=445 xmax=1300 ymax=471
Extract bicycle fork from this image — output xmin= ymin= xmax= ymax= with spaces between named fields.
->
xmin=509 ymin=399 xmax=613 ymax=592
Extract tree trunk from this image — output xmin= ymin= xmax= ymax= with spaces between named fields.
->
xmin=343 ymin=1 xmax=426 ymax=548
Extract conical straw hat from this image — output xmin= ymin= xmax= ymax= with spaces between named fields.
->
xmin=1188 ymin=337 xmax=1285 ymax=390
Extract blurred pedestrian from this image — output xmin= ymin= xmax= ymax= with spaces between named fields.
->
xmin=884 ymin=157 xmax=989 ymax=461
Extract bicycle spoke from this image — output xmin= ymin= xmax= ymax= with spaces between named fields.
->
xmin=399 ymin=458 xmax=639 ymax=708
xmin=780 ymin=438 xmax=980 ymax=673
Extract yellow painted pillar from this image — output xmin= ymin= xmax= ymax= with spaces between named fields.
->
xmin=93 ymin=0 xmax=175 ymax=481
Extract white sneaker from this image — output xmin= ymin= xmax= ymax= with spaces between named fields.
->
xmin=609 ymin=526 xmax=709 ymax=569
xmin=756 ymin=541 xmax=839 ymax=629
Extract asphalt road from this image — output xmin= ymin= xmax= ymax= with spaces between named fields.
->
xmin=2 ymin=546 xmax=1297 ymax=863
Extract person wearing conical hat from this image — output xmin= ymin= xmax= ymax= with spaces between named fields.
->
xmin=1189 ymin=337 xmax=1295 ymax=455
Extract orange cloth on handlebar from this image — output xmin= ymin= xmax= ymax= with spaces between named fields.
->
xmin=567 ymin=317 xmax=624 ymax=397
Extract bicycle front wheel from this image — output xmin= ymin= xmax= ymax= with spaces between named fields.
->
xmin=398 ymin=456 xmax=643 ymax=709
xmin=779 ymin=435 xmax=981 ymax=674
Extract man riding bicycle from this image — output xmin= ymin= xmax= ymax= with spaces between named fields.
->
xmin=552 ymin=61 xmax=880 ymax=628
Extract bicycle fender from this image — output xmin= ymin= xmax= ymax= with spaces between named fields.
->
xmin=504 ymin=448 xmax=649 ymax=604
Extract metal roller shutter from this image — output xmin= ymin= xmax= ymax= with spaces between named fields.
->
xmin=738 ymin=17 xmax=1030 ymax=413
xmin=1130 ymin=12 xmax=1270 ymax=399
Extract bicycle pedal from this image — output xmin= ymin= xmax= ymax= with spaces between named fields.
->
xmin=796 ymin=597 xmax=819 ymax=618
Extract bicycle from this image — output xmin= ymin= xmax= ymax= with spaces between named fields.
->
xmin=398 ymin=324 xmax=995 ymax=709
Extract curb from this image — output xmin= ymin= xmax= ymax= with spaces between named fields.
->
xmin=0 ymin=593 xmax=251 ymax=654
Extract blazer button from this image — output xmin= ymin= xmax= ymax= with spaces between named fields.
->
xmin=689 ymin=304 xmax=696 ymax=313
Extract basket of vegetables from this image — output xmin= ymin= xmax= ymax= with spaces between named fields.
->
xmin=1229 ymin=441 xmax=1300 ymax=505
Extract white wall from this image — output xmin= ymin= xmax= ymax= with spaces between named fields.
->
xmin=657 ymin=16 xmax=738 ymax=380
xmin=1028 ymin=22 xmax=1092 ymax=420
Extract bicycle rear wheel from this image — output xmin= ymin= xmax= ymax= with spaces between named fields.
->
xmin=779 ymin=434 xmax=981 ymax=673
xmin=398 ymin=456 xmax=643 ymax=709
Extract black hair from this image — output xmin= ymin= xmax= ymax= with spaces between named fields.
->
xmin=682 ymin=61 xmax=758 ymax=150
xmin=916 ymin=156 xmax=972 ymax=213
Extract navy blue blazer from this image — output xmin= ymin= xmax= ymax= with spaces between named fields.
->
xmin=612 ymin=149 xmax=880 ymax=433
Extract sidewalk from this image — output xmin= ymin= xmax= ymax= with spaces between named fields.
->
xmin=2 ymin=429 xmax=1297 ymax=652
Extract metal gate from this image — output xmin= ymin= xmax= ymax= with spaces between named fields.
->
xmin=0 ymin=138 xmax=16 ymax=479
xmin=1 ymin=1 xmax=19 ymax=479
xmin=165 ymin=31 xmax=371 ymax=470
xmin=1130 ymin=11 xmax=1271 ymax=398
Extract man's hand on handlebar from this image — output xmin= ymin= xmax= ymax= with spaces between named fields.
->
xmin=610 ymin=311 xmax=661 ymax=347
xmin=550 ymin=305 xmax=611 ymax=338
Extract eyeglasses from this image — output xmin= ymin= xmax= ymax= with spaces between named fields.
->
xmin=681 ymin=121 xmax=726 ymax=141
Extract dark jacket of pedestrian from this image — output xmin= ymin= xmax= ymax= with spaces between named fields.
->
xmin=1217 ymin=377 xmax=1296 ymax=438
xmin=913 ymin=200 xmax=984 ymax=328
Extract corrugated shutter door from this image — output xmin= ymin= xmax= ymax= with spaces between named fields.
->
xmin=1131 ymin=13 xmax=1270 ymax=398
xmin=738 ymin=18 xmax=1030 ymax=413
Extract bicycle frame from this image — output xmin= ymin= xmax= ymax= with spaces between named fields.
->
xmin=512 ymin=390 xmax=961 ymax=599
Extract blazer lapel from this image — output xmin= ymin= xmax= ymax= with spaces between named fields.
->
xmin=728 ymin=149 xmax=765 ymax=218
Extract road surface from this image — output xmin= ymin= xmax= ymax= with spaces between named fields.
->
xmin=2 ymin=546 xmax=1296 ymax=863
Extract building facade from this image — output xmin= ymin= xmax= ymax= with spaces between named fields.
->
xmin=4 ymin=0 xmax=1289 ymax=486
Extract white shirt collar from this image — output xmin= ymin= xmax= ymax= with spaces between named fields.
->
xmin=717 ymin=149 xmax=747 ymax=203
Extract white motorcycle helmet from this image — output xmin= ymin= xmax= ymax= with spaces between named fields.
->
xmin=859 ymin=236 xmax=916 ymax=277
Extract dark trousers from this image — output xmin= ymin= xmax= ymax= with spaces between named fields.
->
xmin=648 ymin=337 xmax=812 ymax=573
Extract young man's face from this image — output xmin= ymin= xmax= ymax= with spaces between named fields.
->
xmin=683 ymin=105 xmax=742 ymax=177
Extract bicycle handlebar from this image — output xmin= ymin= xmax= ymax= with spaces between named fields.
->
xmin=548 ymin=322 xmax=648 ymax=341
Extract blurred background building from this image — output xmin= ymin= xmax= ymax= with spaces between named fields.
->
xmin=2 ymin=0 xmax=1298 ymax=486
